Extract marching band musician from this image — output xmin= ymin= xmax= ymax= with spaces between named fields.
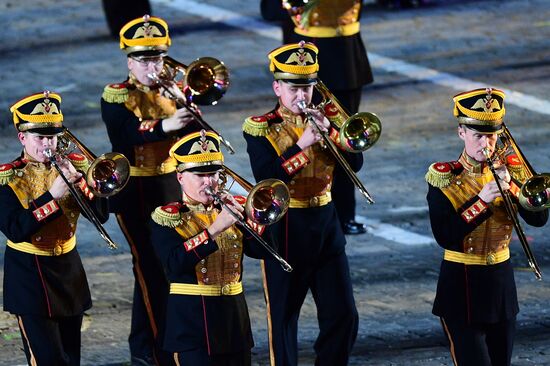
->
xmin=149 ymin=130 xmax=269 ymax=365
xmin=426 ymin=88 xmax=548 ymax=366
xmin=0 ymin=91 xmax=109 ymax=365
xmin=100 ymin=14 xmax=200 ymax=366
xmin=242 ymin=42 xmax=360 ymax=366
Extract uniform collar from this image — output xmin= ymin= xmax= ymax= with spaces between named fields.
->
xmin=22 ymin=151 xmax=51 ymax=170
xmin=128 ymin=73 xmax=161 ymax=93
xmin=277 ymin=104 xmax=307 ymax=127
xmin=182 ymin=192 xmax=216 ymax=213
xmin=458 ymin=150 xmax=489 ymax=175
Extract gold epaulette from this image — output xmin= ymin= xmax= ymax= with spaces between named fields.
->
xmin=0 ymin=163 xmax=15 ymax=185
xmin=67 ymin=153 xmax=90 ymax=172
xmin=243 ymin=115 xmax=270 ymax=137
xmin=102 ymin=83 xmax=129 ymax=104
xmin=425 ymin=161 xmax=462 ymax=188
xmin=151 ymin=202 xmax=185 ymax=228
xmin=506 ymin=155 xmax=530 ymax=184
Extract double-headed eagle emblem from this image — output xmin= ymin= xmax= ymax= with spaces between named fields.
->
xmin=30 ymin=91 xmax=59 ymax=115
xmin=471 ymin=88 xmax=501 ymax=112
xmin=285 ymin=48 xmax=314 ymax=66
xmin=132 ymin=14 xmax=163 ymax=39
xmin=189 ymin=130 xmax=218 ymax=154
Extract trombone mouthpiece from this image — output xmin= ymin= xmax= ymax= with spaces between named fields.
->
xmin=482 ymin=147 xmax=491 ymax=158
xmin=297 ymin=100 xmax=307 ymax=110
xmin=147 ymin=73 xmax=159 ymax=82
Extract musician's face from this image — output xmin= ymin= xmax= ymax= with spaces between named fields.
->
xmin=273 ymin=81 xmax=314 ymax=114
xmin=18 ymin=132 xmax=58 ymax=163
xmin=128 ymin=56 xmax=164 ymax=86
xmin=178 ymin=171 xmax=220 ymax=204
xmin=458 ymin=126 xmax=498 ymax=162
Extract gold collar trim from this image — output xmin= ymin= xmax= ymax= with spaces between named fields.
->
xmin=128 ymin=73 xmax=161 ymax=93
xmin=458 ymin=150 xmax=488 ymax=175
xmin=182 ymin=192 xmax=216 ymax=213
xmin=277 ymin=104 xmax=306 ymax=127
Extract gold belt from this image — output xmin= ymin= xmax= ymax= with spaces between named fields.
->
xmin=294 ymin=22 xmax=360 ymax=38
xmin=7 ymin=236 xmax=76 ymax=256
xmin=170 ymin=282 xmax=243 ymax=296
xmin=130 ymin=164 xmax=176 ymax=177
xmin=289 ymin=192 xmax=331 ymax=208
xmin=444 ymin=248 xmax=510 ymax=266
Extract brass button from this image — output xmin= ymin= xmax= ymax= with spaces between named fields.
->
xmin=231 ymin=234 xmax=237 ymax=240
xmin=53 ymin=246 xmax=63 ymax=256
xmin=467 ymin=237 xmax=473 ymax=243
xmin=35 ymin=236 xmax=42 ymax=242
xmin=310 ymin=196 xmax=319 ymax=206
xmin=234 ymin=263 xmax=239 ymax=268
xmin=486 ymin=252 xmax=496 ymax=265
xmin=203 ymin=277 xmax=209 ymax=283
xmin=221 ymin=285 xmax=230 ymax=295
xmin=467 ymin=247 xmax=474 ymax=253
xmin=200 ymin=259 xmax=206 ymax=264
xmin=201 ymin=267 xmax=207 ymax=274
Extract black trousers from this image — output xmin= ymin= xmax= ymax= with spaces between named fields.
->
xmin=263 ymin=251 xmax=358 ymax=366
xmin=330 ymin=88 xmax=364 ymax=224
xmin=441 ymin=316 xmax=516 ymax=366
xmin=17 ymin=314 xmax=83 ymax=366
xmin=174 ymin=348 xmax=251 ymax=366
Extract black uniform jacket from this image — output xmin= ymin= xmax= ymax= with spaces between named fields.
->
xmin=0 ymin=156 xmax=108 ymax=317
xmin=150 ymin=200 xmax=269 ymax=354
xmin=427 ymin=162 xmax=548 ymax=324
xmin=243 ymin=105 xmax=363 ymax=263
xmin=100 ymin=80 xmax=200 ymax=213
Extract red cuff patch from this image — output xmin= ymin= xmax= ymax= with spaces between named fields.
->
xmin=183 ymin=230 xmax=209 ymax=252
xmin=138 ymin=119 xmax=160 ymax=132
xmin=32 ymin=200 xmax=60 ymax=222
xmin=461 ymin=199 xmax=488 ymax=223
xmin=281 ymin=151 xmax=309 ymax=175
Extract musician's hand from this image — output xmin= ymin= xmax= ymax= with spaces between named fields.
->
xmin=303 ymin=108 xmax=330 ymax=132
xmin=162 ymin=108 xmax=195 ymax=133
xmin=478 ymin=180 xmax=510 ymax=203
xmin=49 ymin=159 xmax=82 ymax=200
xmin=297 ymin=124 xmax=321 ymax=150
xmin=160 ymin=83 xmax=186 ymax=101
xmin=207 ymin=194 xmax=244 ymax=239
xmin=495 ymin=165 xmax=511 ymax=184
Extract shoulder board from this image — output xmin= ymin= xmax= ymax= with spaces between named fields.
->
xmin=102 ymin=82 xmax=129 ymax=104
xmin=243 ymin=110 xmax=280 ymax=137
xmin=0 ymin=163 xmax=15 ymax=185
xmin=425 ymin=161 xmax=463 ymax=188
xmin=506 ymin=154 xmax=530 ymax=183
xmin=151 ymin=202 xmax=186 ymax=228
xmin=67 ymin=153 xmax=90 ymax=171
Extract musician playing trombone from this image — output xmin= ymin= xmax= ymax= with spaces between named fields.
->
xmin=149 ymin=130 xmax=270 ymax=365
xmin=0 ymin=91 xmax=109 ymax=365
xmin=100 ymin=14 xmax=201 ymax=365
xmin=426 ymin=88 xmax=548 ymax=366
xmin=242 ymin=42 xmax=361 ymax=366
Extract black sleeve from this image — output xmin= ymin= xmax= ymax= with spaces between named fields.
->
xmin=426 ymin=184 xmax=492 ymax=251
xmin=243 ymin=131 xmax=303 ymax=184
xmin=150 ymin=220 xmax=220 ymax=276
xmin=80 ymin=196 xmax=110 ymax=224
xmin=0 ymin=186 xmax=63 ymax=242
xmin=101 ymin=99 xmax=170 ymax=147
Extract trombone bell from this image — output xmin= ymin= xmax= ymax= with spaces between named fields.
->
xmin=519 ymin=174 xmax=550 ymax=211
xmin=87 ymin=153 xmax=130 ymax=197
xmin=245 ymin=179 xmax=290 ymax=225
xmin=340 ymin=112 xmax=382 ymax=153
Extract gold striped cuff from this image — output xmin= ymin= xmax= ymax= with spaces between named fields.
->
xmin=130 ymin=164 xmax=176 ymax=177
xmin=444 ymin=248 xmax=510 ymax=266
xmin=7 ymin=236 xmax=76 ymax=256
xmin=170 ymin=282 xmax=243 ymax=296
xmin=294 ymin=22 xmax=360 ymax=38
xmin=289 ymin=192 xmax=331 ymax=208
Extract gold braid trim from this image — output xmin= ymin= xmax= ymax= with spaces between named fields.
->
xmin=102 ymin=84 xmax=129 ymax=104
xmin=0 ymin=167 xmax=15 ymax=185
xmin=242 ymin=117 xmax=269 ymax=137
xmin=151 ymin=206 xmax=184 ymax=228
xmin=425 ymin=163 xmax=454 ymax=188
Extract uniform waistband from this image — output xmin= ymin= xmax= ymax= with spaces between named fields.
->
xmin=289 ymin=192 xmax=332 ymax=208
xmin=7 ymin=236 xmax=76 ymax=256
xmin=294 ymin=22 xmax=360 ymax=38
xmin=443 ymin=248 xmax=510 ymax=266
xmin=130 ymin=164 xmax=176 ymax=177
xmin=170 ymin=282 xmax=243 ymax=296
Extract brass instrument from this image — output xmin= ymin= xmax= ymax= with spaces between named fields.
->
xmin=297 ymin=80 xmax=381 ymax=204
xmin=483 ymin=122 xmax=545 ymax=279
xmin=147 ymin=56 xmax=235 ymax=154
xmin=44 ymin=128 xmax=131 ymax=250
xmin=205 ymin=166 xmax=293 ymax=272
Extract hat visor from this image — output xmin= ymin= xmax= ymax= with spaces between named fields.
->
xmin=461 ymin=123 xmax=504 ymax=134
xmin=24 ymin=126 xmax=64 ymax=136
xmin=184 ymin=164 xmax=224 ymax=174
xmin=280 ymin=78 xmax=318 ymax=86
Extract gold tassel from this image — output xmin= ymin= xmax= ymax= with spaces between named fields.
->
xmin=67 ymin=154 xmax=90 ymax=172
xmin=242 ymin=118 xmax=269 ymax=137
xmin=102 ymin=84 xmax=129 ymax=104
xmin=151 ymin=206 xmax=184 ymax=228
xmin=425 ymin=163 xmax=453 ymax=188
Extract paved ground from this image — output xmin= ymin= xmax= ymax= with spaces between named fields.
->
xmin=1 ymin=0 xmax=550 ymax=365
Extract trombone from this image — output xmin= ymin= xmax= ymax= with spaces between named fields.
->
xmin=44 ymin=128 xmax=131 ymax=250
xmin=147 ymin=56 xmax=235 ymax=154
xmin=205 ymin=166 xmax=293 ymax=272
xmin=297 ymin=80 xmax=381 ymax=204
xmin=482 ymin=122 xmax=548 ymax=280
